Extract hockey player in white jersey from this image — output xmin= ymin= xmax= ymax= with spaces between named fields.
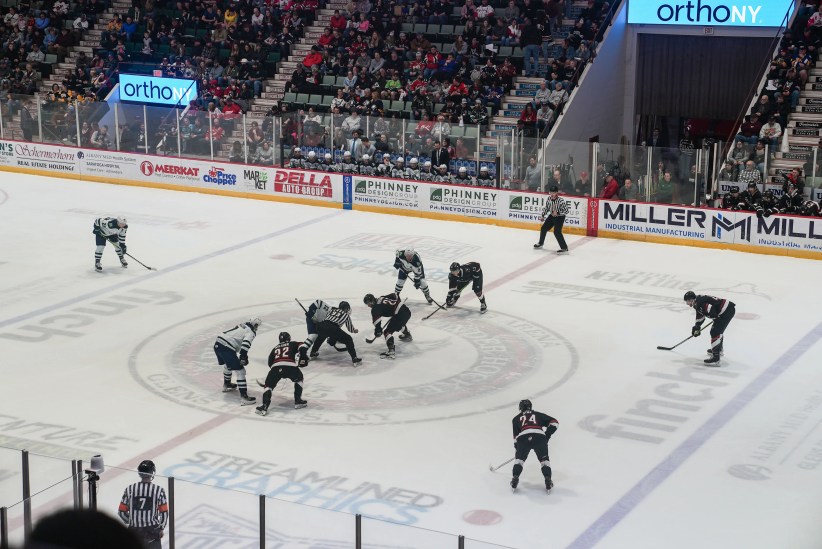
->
xmin=303 ymin=299 xmax=334 ymax=351
xmin=393 ymin=248 xmax=433 ymax=304
xmin=214 ymin=317 xmax=261 ymax=405
xmin=92 ymin=216 xmax=128 ymax=272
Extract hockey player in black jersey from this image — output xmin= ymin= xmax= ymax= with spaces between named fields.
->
xmin=755 ymin=189 xmax=779 ymax=218
xmin=394 ymin=248 xmax=434 ymax=304
xmin=684 ymin=291 xmax=736 ymax=365
xmin=308 ymin=301 xmax=362 ymax=365
xmin=92 ymin=216 xmax=128 ymax=271
xmin=511 ymin=399 xmax=558 ymax=493
xmin=214 ymin=317 xmax=261 ymax=405
xmin=447 ymin=262 xmax=487 ymax=313
xmin=737 ymin=182 xmax=762 ymax=212
xmin=721 ymin=186 xmax=742 ymax=210
xmin=363 ymin=292 xmax=412 ymax=359
xmin=779 ymin=183 xmax=804 ymax=214
xmin=800 ymin=199 xmax=821 ymax=217
xmin=256 ymin=332 xmax=309 ymax=414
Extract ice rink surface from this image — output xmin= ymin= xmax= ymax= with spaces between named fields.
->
xmin=1 ymin=173 xmax=822 ymax=549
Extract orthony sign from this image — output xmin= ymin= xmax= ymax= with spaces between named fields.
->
xmin=627 ymin=0 xmax=792 ymax=27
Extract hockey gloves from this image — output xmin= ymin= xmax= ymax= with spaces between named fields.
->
xmin=298 ymin=356 xmax=308 ymax=367
xmin=692 ymin=325 xmax=702 ymax=337
xmin=413 ymin=278 xmax=421 ymax=290
xmin=374 ymin=324 xmax=383 ymax=338
xmin=239 ymin=350 xmax=249 ymax=366
xmin=446 ymin=294 xmax=460 ymax=308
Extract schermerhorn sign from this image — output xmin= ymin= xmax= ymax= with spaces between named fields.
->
xmin=119 ymin=74 xmax=198 ymax=107
xmin=627 ymin=0 xmax=792 ymax=26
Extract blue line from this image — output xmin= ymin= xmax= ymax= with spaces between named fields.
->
xmin=567 ymin=319 xmax=822 ymax=549
xmin=0 ymin=210 xmax=344 ymax=329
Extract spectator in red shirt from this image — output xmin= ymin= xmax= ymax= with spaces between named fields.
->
xmin=423 ymin=47 xmax=442 ymax=80
xmin=302 ymin=46 xmax=324 ymax=68
xmin=735 ymin=113 xmax=762 ymax=146
xmin=330 ymin=10 xmax=347 ymax=31
xmin=600 ymin=174 xmax=619 ymax=199
xmin=222 ymin=97 xmax=242 ymax=119
xmin=519 ymin=103 xmax=537 ymax=136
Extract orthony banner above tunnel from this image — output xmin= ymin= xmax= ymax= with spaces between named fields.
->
xmin=119 ymin=73 xmax=199 ymax=107
xmin=627 ymin=0 xmax=793 ymax=27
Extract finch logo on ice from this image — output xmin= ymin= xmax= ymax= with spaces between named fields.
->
xmin=203 ymin=167 xmax=237 ymax=186
xmin=273 ymin=169 xmax=333 ymax=198
xmin=129 ymin=301 xmax=578 ymax=425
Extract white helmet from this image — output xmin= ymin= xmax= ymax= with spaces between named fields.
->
xmin=293 ymin=146 xmax=301 ymax=153
xmin=439 ymin=164 xmax=448 ymax=170
xmin=116 ymin=216 xmax=127 ymax=227
xmin=324 ymin=153 xmax=332 ymax=160
xmin=396 ymin=157 xmax=404 ymax=163
xmin=459 ymin=166 xmax=467 ymax=173
xmin=383 ymin=153 xmax=391 ymax=159
xmin=424 ymin=160 xmax=432 ymax=167
xmin=343 ymin=150 xmax=351 ymax=157
xmin=480 ymin=166 xmax=489 ymax=172
xmin=362 ymin=154 xmax=370 ymax=161
xmin=247 ymin=317 xmax=262 ymax=330
xmin=308 ymin=151 xmax=316 ymax=158
xmin=410 ymin=157 xmax=419 ymax=165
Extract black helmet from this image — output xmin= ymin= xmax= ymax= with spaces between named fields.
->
xmin=363 ymin=293 xmax=376 ymax=306
xmin=549 ymin=185 xmax=559 ymax=193
xmin=519 ymin=399 xmax=532 ymax=412
xmin=683 ymin=291 xmax=696 ymax=302
xmin=279 ymin=331 xmax=291 ymax=342
xmin=449 ymin=262 xmax=460 ymax=272
xmin=730 ymin=186 xmax=740 ymax=193
xmin=747 ymin=182 xmax=757 ymax=189
xmin=339 ymin=301 xmax=351 ymax=312
xmin=138 ymin=459 xmax=156 ymax=479
xmin=763 ymin=189 xmax=774 ymax=199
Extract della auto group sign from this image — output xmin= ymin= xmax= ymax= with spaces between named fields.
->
xmin=627 ymin=0 xmax=793 ymax=26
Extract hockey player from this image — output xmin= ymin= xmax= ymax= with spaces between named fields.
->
xmin=322 ymin=152 xmax=337 ymax=172
xmin=755 ymin=189 xmax=779 ymax=218
xmin=213 ymin=317 xmax=260 ymax=405
xmin=419 ymin=161 xmax=434 ymax=182
xmin=304 ymin=150 xmax=322 ymax=171
xmin=684 ymin=291 xmax=736 ymax=366
xmin=117 ymin=459 xmax=168 ymax=548
xmin=800 ymin=199 xmax=821 ymax=217
xmin=92 ymin=216 xmax=128 ymax=272
xmin=303 ymin=299 xmax=333 ymax=350
xmin=476 ymin=165 xmax=495 ymax=187
xmin=737 ymin=182 xmax=762 ymax=212
xmin=359 ymin=154 xmax=376 ymax=176
xmin=721 ymin=186 xmax=743 ymax=210
xmin=511 ymin=399 xmax=558 ymax=493
xmin=779 ymin=183 xmax=804 ymax=214
xmin=308 ymin=301 xmax=362 ymax=365
xmin=340 ymin=151 xmax=359 ymax=174
xmin=406 ymin=158 xmax=421 ymax=180
xmin=255 ymin=332 xmax=309 ymax=414
xmin=391 ymin=157 xmax=406 ymax=179
xmin=377 ymin=153 xmax=393 ymax=176
xmin=434 ymin=164 xmax=452 ymax=183
xmin=454 ymin=166 xmax=473 ymax=185
xmin=288 ymin=147 xmax=304 ymax=169
xmin=363 ymin=293 xmax=412 ymax=359
xmin=447 ymin=261 xmax=487 ymax=313
xmin=393 ymin=248 xmax=434 ymax=304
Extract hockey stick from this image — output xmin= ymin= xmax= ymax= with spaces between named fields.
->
xmin=489 ymin=458 xmax=514 ymax=472
xmin=124 ymin=252 xmax=157 ymax=271
xmin=422 ymin=297 xmax=447 ymax=321
xmin=294 ymin=298 xmax=308 ymax=313
xmin=656 ymin=321 xmax=714 ymax=351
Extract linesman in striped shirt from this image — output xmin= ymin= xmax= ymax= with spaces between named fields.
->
xmin=118 ymin=460 xmax=168 ymax=548
xmin=308 ymin=301 xmax=362 ymax=365
xmin=533 ymin=185 xmax=570 ymax=253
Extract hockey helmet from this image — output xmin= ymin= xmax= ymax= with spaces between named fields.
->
xmin=363 ymin=293 xmax=377 ymax=306
xmin=248 ymin=317 xmax=262 ymax=330
xmin=424 ymin=161 xmax=432 ymax=167
xmin=480 ymin=166 xmax=489 ymax=172
xmin=307 ymin=151 xmax=316 ymax=158
xmin=410 ymin=157 xmax=419 ymax=165
xmin=404 ymin=248 xmax=416 ymax=259
xmin=459 ymin=166 xmax=467 ymax=173
xmin=362 ymin=154 xmax=370 ymax=161
xmin=730 ymin=186 xmax=740 ymax=194
xmin=339 ymin=301 xmax=351 ymax=312
xmin=279 ymin=331 xmax=291 ymax=342
xmin=383 ymin=153 xmax=391 ymax=159
xmin=683 ymin=291 xmax=696 ymax=303
xmin=343 ymin=150 xmax=352 ymax=157
xmin=763 ymin=189 xmax=774 ymax=200
xmin=324 ymin=153 xmax=333 ymax=160
xmin=438 ymin=164 xmax=448 ymax=171
xmin=747 ymin=182 xmax=757 ymax=189
xmin=449 ymin=261 xmax=461 ymax=273
xmin=116 ymin=216 xmax=128 ymax=227
xmin=293 ymin=146 xmax=301 ymax=153
xmin=137 ymin=459 xmax=156 ymax=479
xmin=519 ymin=399 xmax=532 ymax=412
xmin=396 ymin=157 xmax=404 ymax=164
xmin=549 ymin=185 xmax=559 ymax=193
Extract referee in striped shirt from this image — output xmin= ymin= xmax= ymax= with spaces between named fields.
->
xmin=533 ymin=185 xmax=570 ymax=253
xmin=309 ymin=301 xmax=362 ymax=365
xmin=118 ymin=460 xmax=168 ymax=548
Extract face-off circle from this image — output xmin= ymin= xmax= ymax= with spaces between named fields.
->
xmin=129 ymin=301 xmax=578 ymax=425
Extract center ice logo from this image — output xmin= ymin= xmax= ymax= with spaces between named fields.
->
xmin=129 ymin=301 xmax=577 ymax=425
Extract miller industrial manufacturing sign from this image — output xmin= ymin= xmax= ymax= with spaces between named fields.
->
xmin=627 ymin=0 xmax=792 ymax=26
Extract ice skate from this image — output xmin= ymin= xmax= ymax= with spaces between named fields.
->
xmin=704 ymin=354 xmax=721 ymax=366
xmin=480 ymin=302 xmax=487 ymax=314
xmin=510 ymin=477 xmax=519 ymax=491
xmin=398 ymin=330 xmax=412 ymax=342
xmin=120 ymin=258 xmax=128 ymax=268
xmin=294 ymin=399 xmax=308 ymax=409
xmin=352 ymin=356 xmax=362 ymax=365
xmin=380 ymin=349 xmax=396 ymax=359
xmin=556 ymin=249 xmax=569 ymax=254
xmin=222 ymin=382 xmax=237 ymax=393
xmin=309 ymin=351 xmax=319 ymax=359
xmin=255 ymin=405 xmax=268 ymax=416
xmin=239 ymin=394 xmax=256 ymax=406
xmin=546 ymin=480 xmax=553 ymax=493
xmin=94 ymin=261 xmax=102 ymax=272
xmin=533 ymin=243 xmax=543 ymax=249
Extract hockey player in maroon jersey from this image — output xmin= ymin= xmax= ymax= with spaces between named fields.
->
xmin=446 ymin=261 xmax=487 ymax=313
xmin=511 ymin=399 xmax=558 ymax=493
xmin=363 ymin=292 xmax=412 ymax=359
xmin=684 ymin=291 xmax=736 ymax=366
xmin=255 ymin=332 xmax=309 ymax=414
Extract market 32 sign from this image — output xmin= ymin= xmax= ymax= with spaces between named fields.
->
xmin=627 ymin=0 xmax=792 ymax=26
